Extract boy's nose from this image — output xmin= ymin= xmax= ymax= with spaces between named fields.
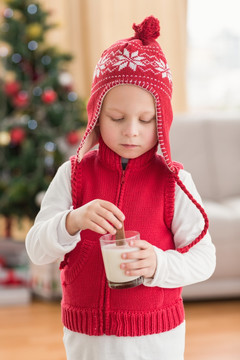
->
xmin=122 ymin=120 xmax=139 ymax=137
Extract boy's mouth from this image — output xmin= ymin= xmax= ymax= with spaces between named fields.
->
xmin=121 ymin=144 xmax=139 ymax=148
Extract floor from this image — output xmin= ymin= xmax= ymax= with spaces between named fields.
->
xmin=0 ymin=299 xmax=239 ymax=360
xmin=184 ymin=300 xmax=240 ymax=360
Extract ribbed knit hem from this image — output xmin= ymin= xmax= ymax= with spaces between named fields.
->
xmin=61 ymin=298 xmax=185 ymax=337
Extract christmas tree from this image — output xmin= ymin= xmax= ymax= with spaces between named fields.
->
xmin=0 ymin=0 xmax=87 ymax=235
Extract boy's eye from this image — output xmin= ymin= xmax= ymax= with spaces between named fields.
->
xmin=140 ymin=118 xmax=155 ymax=123
xmin=111 ymin=117 xmax=124 ymax=121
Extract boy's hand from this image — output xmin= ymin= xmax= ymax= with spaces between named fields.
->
xmin=66 ymin=199 xmax=125 ymax=235
xmin=120 ymin=240 xmax=157 ymax=279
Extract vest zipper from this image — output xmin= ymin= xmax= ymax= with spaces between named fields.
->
xmin=104 ymin=167 xmax=126 ymax=334
xmin=116 ymin=169 xmax=125 ymax=207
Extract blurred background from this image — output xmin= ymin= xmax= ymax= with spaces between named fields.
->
xmin=0 ymin=1 xmax=239 ymax=359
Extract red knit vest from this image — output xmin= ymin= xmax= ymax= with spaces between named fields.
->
xmin=60 ymin=139 xmax=185 ymax=336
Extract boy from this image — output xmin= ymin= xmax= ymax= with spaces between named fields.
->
xmin=26 ymin=16 xmax=216 ymax=359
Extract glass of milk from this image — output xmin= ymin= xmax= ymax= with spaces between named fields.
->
xmin=100 ymin=231 xmax=143 ymax=289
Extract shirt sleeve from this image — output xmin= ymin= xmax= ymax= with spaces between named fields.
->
xmin=144 ymin=169 xmax=216 ymax=288
xmin=25 ymin=161 xmax=80 ymax=265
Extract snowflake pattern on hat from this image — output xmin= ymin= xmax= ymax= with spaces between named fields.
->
xmin=114 ymin=49 xmax=145 ymax=71
xmin=93 ymin=54 xmax=109 ymax=79
xmin=93 ymin=47 xmax=172 ymax=83
xmin=155 ymin=60 xmax=172 ymax=82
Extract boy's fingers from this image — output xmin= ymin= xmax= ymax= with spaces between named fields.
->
xmin=97 ymin=208 xmax=123 ymax=230
xmin=121 ymin=240 xmax=151 ymax=260
xmin=88 ymin=222 xmax=107 ymax=235
xmin=122 ymin=249 xmax=149 ymax=260
xmin=91 ymin=214 xmax=117 ymax=235
xmin=129 ymin=239 xmax=149 ymax=249
xmin=125 ymin=268 xmax=150 ymax=278
xmin=121 ymin=259 xmax=149 ymax=270
xmin=100 ymin=200 xmax=125 ymax=222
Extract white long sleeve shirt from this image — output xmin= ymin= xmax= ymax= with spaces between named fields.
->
xmin=26 ymin=161 xmax=216 ymax=360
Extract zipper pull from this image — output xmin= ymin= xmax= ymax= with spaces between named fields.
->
xmin=121 ymin=170 xmax=125 ymax=184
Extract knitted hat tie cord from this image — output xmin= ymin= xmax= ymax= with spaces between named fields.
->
xmin=173 ymin=172 xmax=209 ymax=253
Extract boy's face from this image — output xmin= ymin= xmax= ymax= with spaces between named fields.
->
xmin=99 ymin=85 xmax=158 ymax=159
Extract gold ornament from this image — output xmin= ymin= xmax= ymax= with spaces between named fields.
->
xmin=13 ymin=9 xmax=23 ymax=21
xmin=26 ymin=23 xmax=42 ymax=39
xmin=0 ymin=131 xmax=10 ymax=146
xmin=5 ymin=71 xmax=16 ymax=82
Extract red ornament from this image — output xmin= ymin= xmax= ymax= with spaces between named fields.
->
xmin=10 ymin=127 xmax=26 ymax=145
xmin=0 ymin=269 xmax=25 ymax=286
xmin=66 ymin=131 xmax=80 ymax=145
xmin=41 ymin=89 xmax=57 ymax=104
xmin=4 ymin=81 xmax=21 ymax=96
xmin=12 ymin=91 xmax=29 ymax=108
xmin=0 ymin=256 xmax=5 ymax=267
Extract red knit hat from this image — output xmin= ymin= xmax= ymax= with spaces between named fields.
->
xmin=78 ymin=16 xmax=174 ymax=171
xmin=76 ymin=16 xmax=209 ymax=252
